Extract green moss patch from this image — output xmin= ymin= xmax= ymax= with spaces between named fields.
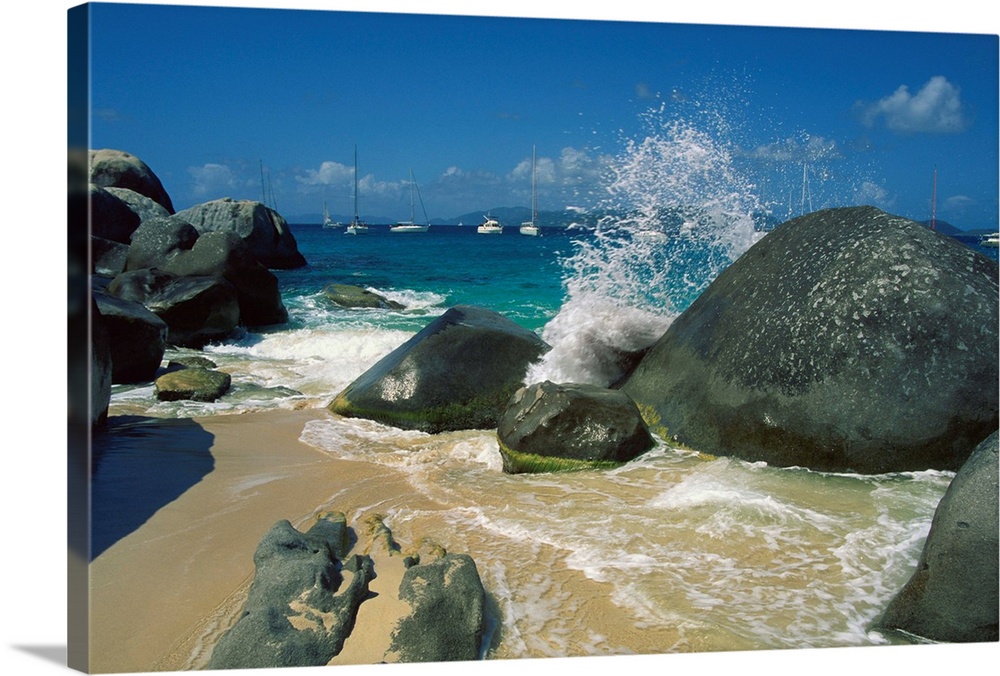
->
xmin=498 ymin=439 xmax=623 ymax=475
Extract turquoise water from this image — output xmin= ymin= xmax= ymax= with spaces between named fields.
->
xmin=277 ymin=223 xmax=574 ymax=333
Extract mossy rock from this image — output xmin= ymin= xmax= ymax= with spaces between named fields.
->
xmin=323 ymin=283 xmax=404 ymax=310
xmin=329 ymin=305 xmax=549 ymax=433
xmin=154 ymin=367 xmax=231 ymax=402
xmin=497 ymin=381 xmax=654 ymax=474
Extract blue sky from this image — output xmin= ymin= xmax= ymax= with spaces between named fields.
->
xmin=85 ymin=1 xmax=999 ymax=230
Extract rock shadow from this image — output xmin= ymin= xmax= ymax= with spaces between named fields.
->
xmin=90 ymin=415 xmax=215 ymax=559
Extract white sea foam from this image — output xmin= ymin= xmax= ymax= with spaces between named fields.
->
xmin=533 ymin=105 xmax=761 ymax=386
xmin=206 ymin=326 xmax=412 ymax=396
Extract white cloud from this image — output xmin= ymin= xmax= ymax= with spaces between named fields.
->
xmin=944 ymin=195 xmax=974 ymax=210
xmin=749 ymin=135 xmax=842 ymax=163
xmin=187 ymin=163 xmax=238 ymax=197
xmin=296 ymin=161 xmax=353 ymax=187
xmin=855 ymin=180 xmax=894 ymax=207
xmin=858 ymin=76 xmax=968 ymax=133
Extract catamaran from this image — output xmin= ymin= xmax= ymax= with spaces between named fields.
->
xmin=390 ymin=170 xmax=431 ymax=233
xmin=345 ymin=146 xmax=368 ymax=235
xmin=520 ymin=145 xmax=540 ymax=236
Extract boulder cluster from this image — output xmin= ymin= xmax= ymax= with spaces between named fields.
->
xmin=325 ymin=206 xmax=997 ymax=645
xmin=86 ymin=149 xmax=307 ymax=422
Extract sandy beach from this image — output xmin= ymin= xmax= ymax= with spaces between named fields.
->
xmin=89 ymin=408 xmax=424 ymax=672
xmin=88 ymin=407 xmax=664 ymax=673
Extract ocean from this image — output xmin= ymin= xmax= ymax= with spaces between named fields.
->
xmin=104 ymin=119 xmax=998 ymax=659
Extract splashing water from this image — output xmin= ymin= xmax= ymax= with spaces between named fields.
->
xmin=528 ymin=105 xmax=762 ymax=386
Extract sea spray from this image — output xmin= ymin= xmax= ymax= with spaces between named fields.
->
xmin=528 ymin=104 xmax=762 ymax=386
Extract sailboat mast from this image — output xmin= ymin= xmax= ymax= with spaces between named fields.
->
xmin=409 ymin=169 xmax=415 ymax=223
xmin=800 ymin=163 xmax=808 ymax=216
xmin=353 ymin=145 xmax=359 ymax=224
xmin=931 ymin=165 xmax=937 ymax=231
xmin=531 ymin=145 xmax=537 ymax=221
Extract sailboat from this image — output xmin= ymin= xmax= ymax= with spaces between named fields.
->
xmin=519 ymin=145 xmax=540 ymax=236
xmin=390 ymin=170 xmax=431 ymax=233
xmin=345 ymin=146 xmax=368 ymax=235
xmin=322 ymin=200 xmax=339 ymax=228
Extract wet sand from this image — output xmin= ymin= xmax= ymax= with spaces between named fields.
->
xmin=87 ymin=407 xmax=658 ymax=673
xmin=83 ymin=407 xmax=998 ymax=676
xmin=88 ymin=408 xmax=433 ymax=672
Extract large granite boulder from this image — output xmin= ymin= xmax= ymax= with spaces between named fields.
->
xmin=93 ymin=291 xmax=168 ymax=383
xmin=105 ymin=186 xmax=172 ymax=223
xmin=158 ymin=230 xmax=288 ymax=326
xmin=90 ymin=184 xmax=141 ymax=244
xmin=124 ymin=218 xmax=199 ymax=271
xmin=154 ymin=366 xmax=231 ymax=402
xmin=387 ymin=553 xmax=487 ymax=662
xmin=323 ymin=283 xmax=404 ymax=310
xmin=329 ymin=305 xmax=550 ymax=433
xmin=123 ymin=219 xmax=288 ymax=327
xmin=497 ymin=381 xmax=655 ymax=473
xmin=108 ymin=269 xmax=240 ymax=348
xmin=174 ymin=197 xmax=306 ymax=269
xmin=875 ymin=431 xmax=999 ymax=642
xmin=91 ymin=237 xmax=130 ymax=277
xmin=208 ymin=513 xmax=374 ymax=669
xmin=91 ymin=300 xmax=112 ymax=428
xmin=621 ymin=206 xmax=999 ymax=474
xmin=89 ymin=148 xmax=174 ymax=213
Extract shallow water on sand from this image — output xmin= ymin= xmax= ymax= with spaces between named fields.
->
xmin=297 ymin=415 xmax=952 ymax=658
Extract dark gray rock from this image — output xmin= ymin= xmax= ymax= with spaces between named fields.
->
xmin=93 ymin=291 xmax=168 ymax=383
xmin=108 ymin=270 xmax=240 ymax=348
xmin=621 ymin=206 xmax=999 ymax=474
xmin=497 ymin=381 xmax=655 ymax=473
xmin=89 ymin=148 xmax=174 ymax=213
xmin=387 ymin=554 xmax=487 ymax=663
xmin=174 ymin=197 xmax=306 ymax=269
xmin=323 ymin=283 xmax=404 ymax=310
xmin=91 ymin=236 xmax=130 ymax=277
xmin=207 ymin=513 xmax=373 ymax=670
xmin=105 ymin=186 xmax=172 ymax=223
xmin=329 ymin=305 xmax=550 ymax=433
xmin=90 ymin=184 xmax=141 ymax=244
xmin=167 ymin=355 xmax=217 ymax=370
xmin=91 ymin=300 xmax=112 ymax=428
xmin=124 ymin=218 xmax=199 ymax=272
xmin=125 ymin=221 xmax=287 ymax=327
xmin=876 ymin=431 xmax=999 ymax=642
xmin=154 ymin=366 xmax=231 ymax=402
xmin=159 ymin=230 xmax=288 ymax=326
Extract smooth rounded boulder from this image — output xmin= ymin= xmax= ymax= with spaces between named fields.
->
xmin=90 ymin=184 xmax=141 ymax=244
xmin=875 ymin=431 xmax=998 ymax=642
xmin=497 ymin=381 xmax=655 ymax=473
xmin=160 ymin=230 xmax=289 ymax=326
xmin=108 ymin=269 xmax=241 ymax=348
xmin=89 ymin=148 xmax=174 ymax=213
xmin=329 ymin=305 xmax=550 ymax=433
xmin=323 ymin=283 xmax=404 ymax=310
xmin=154 ymin=366 xmax=232 ymax=402
xmin=174 ymin=198 xmax=306 ymax=269
xmin=93 ymin=291 xmax=168 ymax=383
xmin=621 ymin=206 xmax=999 ymax=474
xmin=105 ymin=186 xmax=172 ymax=223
